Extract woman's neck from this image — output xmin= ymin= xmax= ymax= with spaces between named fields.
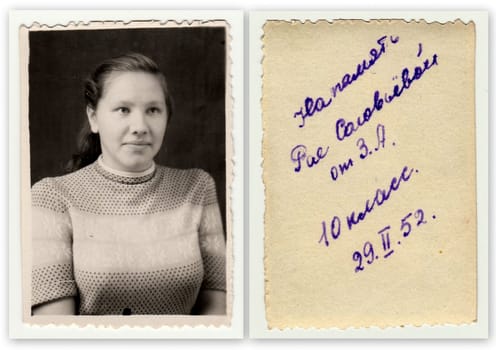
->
xmin=97 ymin=155 xmax=156 ymax=178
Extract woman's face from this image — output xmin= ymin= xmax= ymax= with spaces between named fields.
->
xmin=87 ymin=71 xmax=168 ymax=172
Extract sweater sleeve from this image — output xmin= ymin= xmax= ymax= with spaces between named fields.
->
xmin=198 ymin=172 xmax=226 ymax=292
xmin=31 ymin=178 xmax=77 ymax=307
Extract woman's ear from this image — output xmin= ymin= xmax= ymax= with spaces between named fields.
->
xmin=86 ymin=106 xmax=99 ymax=133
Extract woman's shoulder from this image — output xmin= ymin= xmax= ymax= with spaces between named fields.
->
xmin=31 ymin=165 xmax=96 ymax=210
xmin=31 ymin=164 xmax=95 ymax=191
xmin=156 ymin=165 xmax=214 ymax=185
xmin=154 ymin=165 xmax=217 ymax=203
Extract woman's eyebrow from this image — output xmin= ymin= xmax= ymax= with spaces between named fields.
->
xmin=111 ymin=100 xmax=165 ymax=106
xmin=112 ymin=100 xmax=134 ymax=106
xmin=146 ymin=100 xmax=166 ymax=106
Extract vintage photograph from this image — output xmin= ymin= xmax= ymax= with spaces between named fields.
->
xmin=18 ymin=19 xmax=234 ymax=328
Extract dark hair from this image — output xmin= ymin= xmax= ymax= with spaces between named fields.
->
xmin=66 ymin=53 xmax=173 ymax=172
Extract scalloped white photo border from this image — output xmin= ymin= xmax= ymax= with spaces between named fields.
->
xmin=249 ymin=10 xmax=488 ymax=339
xmin=9 ymin=9 xmax=244 ymax=339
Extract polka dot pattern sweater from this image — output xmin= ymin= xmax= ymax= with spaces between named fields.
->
xmin=31 ymin=160 xmax=226 ymax=315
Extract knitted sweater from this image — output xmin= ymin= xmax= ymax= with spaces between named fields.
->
xmin=31 ymin=159 xmax=226 ymax=315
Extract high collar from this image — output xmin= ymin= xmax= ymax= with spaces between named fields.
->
xmin=94 ymin=155 xmax=156 ymax=184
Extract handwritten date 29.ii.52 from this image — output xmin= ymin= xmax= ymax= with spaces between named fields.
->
xmin=352 ymin=208 xmax=436 ymax=273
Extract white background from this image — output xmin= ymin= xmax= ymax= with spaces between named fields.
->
xmin=2 ymin=0 xmax=494 ymax=349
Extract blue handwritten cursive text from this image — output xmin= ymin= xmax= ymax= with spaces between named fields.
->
xmin=319 ymin=165 xmax=416 ymax=247
xmin=290 ymin=144 xmax=330 ymax=172
xmin=352 ymin=208 xmax=435 ymax=273
xmin=346 ymin=165 xmax=415 ymax=230
xmin=335 ymin=52 xmax=438 ymax=141
xmin=293 ymin=35 xmax=400 ymax=128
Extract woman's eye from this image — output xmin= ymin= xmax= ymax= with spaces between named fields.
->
xmin=147 ymin=107 xmax=162 ymax=115
xmin=116 ymin=107 xmax=130 ymax=114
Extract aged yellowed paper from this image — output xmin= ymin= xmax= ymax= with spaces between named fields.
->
xmin=263 ymin=20 xmax=476 ymax=329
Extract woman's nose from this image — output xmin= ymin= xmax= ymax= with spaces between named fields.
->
xmin=129 ymin=111 xmax=148 ymax=135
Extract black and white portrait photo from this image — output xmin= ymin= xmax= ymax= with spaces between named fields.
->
xmin=20 ymin=19 xmax=233 ymax=326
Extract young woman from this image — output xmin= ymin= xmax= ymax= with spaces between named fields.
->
xmin=31 ymin=53 xmax=226 ymax=315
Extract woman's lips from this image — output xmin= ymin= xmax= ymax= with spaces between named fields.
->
xmin=124 ymin=141 xmax=151 ymax=146
xmin=124 ymin=142 xmax=152 ymax=150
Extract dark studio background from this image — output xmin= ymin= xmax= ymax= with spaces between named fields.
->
xmin=28 ymin=27 xmax=227 ymax=230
